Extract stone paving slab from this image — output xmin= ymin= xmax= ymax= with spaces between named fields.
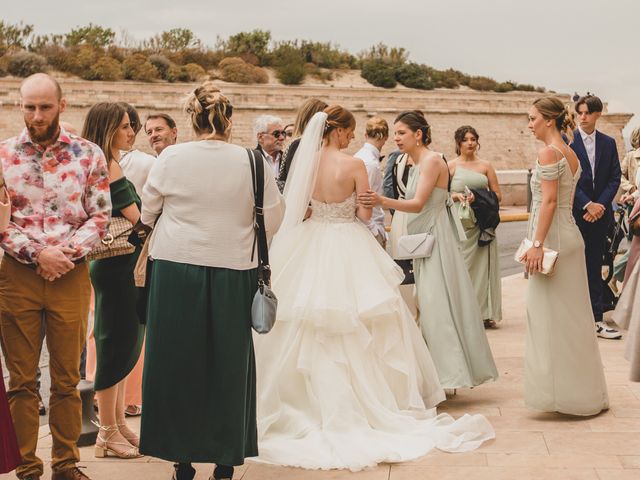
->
xmin=3 ymin=274 xmax=640 ymax=480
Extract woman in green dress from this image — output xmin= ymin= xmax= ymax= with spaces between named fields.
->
xmin=359 ymin=111 xmax=498 ymax=390
xmin=449 ymin=126 xmax=503 ymax=328
xmin=82 ymin=102 xmax=145 ymax=459
xmin=139 ymin=82 xmax=285 ymax=480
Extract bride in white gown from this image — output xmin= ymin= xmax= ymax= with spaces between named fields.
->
xmin=254 ymin=106 xmax=495 ymax=471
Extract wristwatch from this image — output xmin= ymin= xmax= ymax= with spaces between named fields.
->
xmin=533 ymin=240 xmax=542 ymax=248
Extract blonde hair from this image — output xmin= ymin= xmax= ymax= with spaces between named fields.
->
xmin=631 ymin=126 xmax=640 ymax=150
xmin=184 ymin=81 xmax=232 ymax=139
xmin=294 ymin=98 xmax=328 ymax=137
xmin=365 ymin=116 xmax=389 ymax=140
xmin=533 ymin=96 xmax=576 ymax=144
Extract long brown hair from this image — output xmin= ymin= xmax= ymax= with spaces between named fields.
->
xmin=82 ymin=102 xmax=127 ymax=165
xmin=294 ymin=98 xmax=328 ymax=137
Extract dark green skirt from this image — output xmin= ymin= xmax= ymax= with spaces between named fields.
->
xmin=90 ymin=248 xmax=145 ymax=391
xmin=139 ymin=260 xmax=258 ymax=465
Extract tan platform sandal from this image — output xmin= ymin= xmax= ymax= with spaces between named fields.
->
xmin=94 ymin=423 xmax=143 ymax=459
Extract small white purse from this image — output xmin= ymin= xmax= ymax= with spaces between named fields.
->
xmin=396 ymin=232 xmax=436 ymax=260
xmin=514 ymin=238 xmax=559 ymax=275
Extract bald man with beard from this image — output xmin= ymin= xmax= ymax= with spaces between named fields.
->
xmin=0 ymin=73 xmax=111 ymax=480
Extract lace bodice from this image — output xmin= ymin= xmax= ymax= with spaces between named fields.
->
xmin=310 ymin=193 xmax=357 ymax=223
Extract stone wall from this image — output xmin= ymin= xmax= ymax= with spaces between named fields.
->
xmin=0 ymin=78 xmax=632 ymax=205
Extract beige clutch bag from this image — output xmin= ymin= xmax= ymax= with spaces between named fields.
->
xmin=396 ymin=232 xmax=436 ymax=260
xmin=515 ymin=238 xmax=559 ymax=275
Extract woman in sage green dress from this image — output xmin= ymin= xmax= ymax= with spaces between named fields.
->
xmin=140 ymin=83 xmax=285 ymax=480
xmin=521 ymin=96 xmax=608 ymax=415
xmin=449 ymin=126 xmax=502 ymax=327
xmin=360 ymin=111 xmax=498 ymax=390
xmin=82 ymin=102 xmax=145 ymax=459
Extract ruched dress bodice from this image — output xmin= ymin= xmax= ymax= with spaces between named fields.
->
xmin=528 ymin=159 xmax=580 ymax=251
xmin=309 ymin=193 xmax=357 ymax=223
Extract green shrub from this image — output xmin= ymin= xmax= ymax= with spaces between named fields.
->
xmin=431 ymin=69 xmax=460 ymax=89
xmin=7 ymin=51 xmax=48 ymax=77
xmin=361 ymin=59 xmax=397 ymax=88
xmin=515 ymin=83 xmax=536 ymax=92
xmin=395 ymin=63 xmax=434 ymax=90
xmin=62 ymin=45 xmax=99 ymax=75
xmin=223 ymin=29 xmax=271 ymax=66
xmin=220 ymin=61 xmax=268 ymax=84
xmin=299 ymin=41 xmax=357 ymax=69
xmin=122 ymin=53 xmax=159 ymax=82
xmin=166 ymin=64 xmax=189 ymax=83
xmin=272 ymin=43 xmax=305 ymax=85
xmin=494 ymin=81 xmax=515 ymax=93
xmin=218 ymin=56 xmax=245 ymax=69
xmin=183 ymin=62 xmax=206 ymax=81
xmin=0 ymin=55 xmax=8 ymax=77
xmin=36 ymin=43 xmax=68 ymax=70
xmin=84 ymin=56 xmax=122 ymax=81
xmin=468 ymin=76 xmax=498 ymax=91
xmin=149 ymin=54 xmax=172 ymax=79
xmin=180 ymin=48 xmax=223 ymax=69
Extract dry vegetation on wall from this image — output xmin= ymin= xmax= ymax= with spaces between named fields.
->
xmin=0 ymin=21 xmax=546 ymax=93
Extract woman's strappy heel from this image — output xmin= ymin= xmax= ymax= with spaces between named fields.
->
xmin=118 ymin=422 xmax=140 ymax=447
xmin=94 ymin=423 xmax=143 ymax=459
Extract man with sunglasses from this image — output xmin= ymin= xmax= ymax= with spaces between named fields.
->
xmin=254 ymin=115 xmax=286 ymax=178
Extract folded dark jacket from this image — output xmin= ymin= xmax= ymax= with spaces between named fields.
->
xmin=470 ymin=189 xmax=500 ymax=246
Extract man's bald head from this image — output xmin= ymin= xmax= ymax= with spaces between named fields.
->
xmin=20 ymin=73 xmax=63 ymax=101
xmin=19 ymin=73 xmax=66 ymax=146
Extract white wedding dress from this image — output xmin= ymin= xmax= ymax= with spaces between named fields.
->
xmin=253 ymin=113 xmax=495 ymax=471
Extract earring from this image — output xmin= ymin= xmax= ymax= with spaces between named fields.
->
xmin=416 ymin=141 xmax=420 ymax=147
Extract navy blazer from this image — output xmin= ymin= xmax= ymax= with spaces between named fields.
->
xmin=570 ymin=129 xmax=621 ymax=221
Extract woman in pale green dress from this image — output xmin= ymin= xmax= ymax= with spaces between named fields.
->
xmin=521 ymin=96 xmax=608 ymax=415
xmin=449 ymin=126 xmax=502 ymax=327
xmin=359 ymin=111 xmax=498 ymax=389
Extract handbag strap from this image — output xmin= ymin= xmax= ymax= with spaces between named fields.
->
xmin=248 ymin=148 xmax=271 ymax=287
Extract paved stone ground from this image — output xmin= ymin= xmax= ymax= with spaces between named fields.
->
xmin=2 ymin=221 xmax=529 ymax=424
xmin=3 ymin=273 xmax=640 ymax=480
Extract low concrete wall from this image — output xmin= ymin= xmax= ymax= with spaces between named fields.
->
xmin=497 ymin=169 xmax=530 ymax=207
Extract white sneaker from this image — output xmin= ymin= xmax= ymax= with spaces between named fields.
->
xmin=595 ymin=321 xmax=622 ymax=339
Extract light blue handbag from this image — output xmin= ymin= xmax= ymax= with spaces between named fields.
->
xmin=248 ymin=148 xmax=278 ymax=334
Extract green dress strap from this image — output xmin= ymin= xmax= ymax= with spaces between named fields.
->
xmin=109 ymin=176 xmax=141 ymax=216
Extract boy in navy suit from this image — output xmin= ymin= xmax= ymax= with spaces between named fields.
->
xmin=571 ymin=95 xmax=622 ymax=339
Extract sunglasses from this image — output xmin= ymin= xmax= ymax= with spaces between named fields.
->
xmin=265 ymin=130 xmax=289 ymax=139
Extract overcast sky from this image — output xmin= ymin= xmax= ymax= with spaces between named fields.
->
xmin=5 ymin=0 xmax=639 ymax=136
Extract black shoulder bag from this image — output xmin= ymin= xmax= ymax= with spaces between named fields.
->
xmin=248 ymin=148 xmax=278 ymax=334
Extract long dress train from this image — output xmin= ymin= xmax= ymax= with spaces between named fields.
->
xmin=255 ymin=193 xmax=495 ymax=471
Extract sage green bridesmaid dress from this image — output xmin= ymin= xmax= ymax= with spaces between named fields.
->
xmin=450 ymin=168 xmax=502 ymax=323
xmin=524 ymin=150 xmax=608 ymax=415
xmin=406 ymin=166 xmax=498 ymax=389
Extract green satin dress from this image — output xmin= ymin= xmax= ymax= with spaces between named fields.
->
xmin=450 ymin=167 xmax=502 ymax=322
xmin=90 ymin=177 xmax=145 ymax=391
xmin=406 ymin=167 xmax=498 ymax=389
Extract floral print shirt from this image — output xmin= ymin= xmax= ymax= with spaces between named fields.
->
xmin=0 ymin=127 xmax=111 ymax=264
